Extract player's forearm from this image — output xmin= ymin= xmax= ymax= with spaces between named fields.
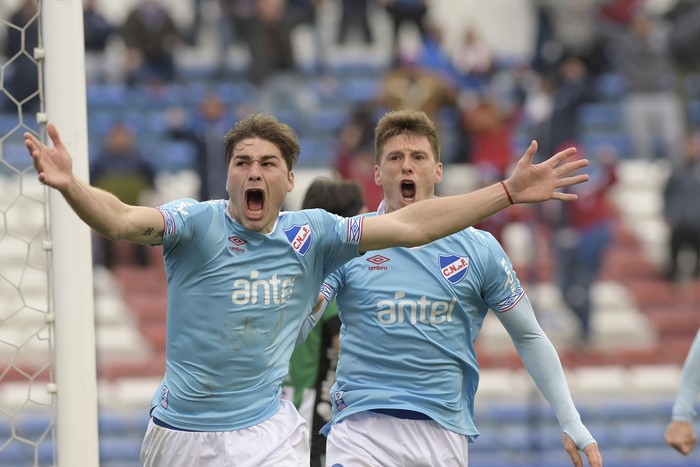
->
xmin=673 ymin=329 xmax=700 ymax=422
xmin=410 ymin=183 xmax=510 ymax=243
xmin=364 ymin=183 xmax=510 ymax=250
xmin=516 ymin=335 xmax=595 ymax=447
xmin=503 ymin=299 xmax=595 ymax=448
xmin=60 ymin=176 xmax=136 ymax=240
xmin=296 ymin=296 xmax=329 ymax=346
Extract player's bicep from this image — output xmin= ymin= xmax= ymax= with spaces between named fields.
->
xmin=122 ymin=206 xmax=165 ymax=245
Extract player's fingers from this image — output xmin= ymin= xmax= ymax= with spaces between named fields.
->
xmin=47 ymin=123 xmax=64 ymax=149
xmin=583 ymin=443 xmax=603 ymax=467
xmin=555 ymin=173 xmax=590 ymax=190
xmin=555 ymin=157 xmax=589 ymax=177
xmin=563 ymin=434 xmax=584 ymax=467
xmin=669 ymin=441 xmax=686 ymax=455
xmin=547 ymin=146 xmax=578 ymax=167
xmin=679 ymin=438 xmax=695 ymax=455
xmin=24 ymin=132 xmax=41 ymax=154
xmin=565 ymin=448 xmax=584 ymax=467
xmin=521 ymin=140 xmax=537 ymax=165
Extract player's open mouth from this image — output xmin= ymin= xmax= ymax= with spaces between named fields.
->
xmin=246 ymin=189 xmax=265 ymax=216
xmin=401 ymin=181 xmax=416 ymax=200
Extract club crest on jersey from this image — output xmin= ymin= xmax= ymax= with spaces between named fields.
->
xmin=439 ymin=254 xmax=469 ymax=284
xmin=284 ymin=224 xmax=312 ymax=256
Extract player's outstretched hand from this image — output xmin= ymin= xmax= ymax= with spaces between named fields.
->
xmin=665 ymin=420 xmax=697 ymax=455
xmin=24 ymin=123 xmax=74 ymax=191
xmin=504 ymin=140 xmax=589 ymax=204
xmin=563 ymin=434 xmax=602 ymax=467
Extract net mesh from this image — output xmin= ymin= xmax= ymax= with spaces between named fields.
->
xmin=0 ymin=1 xmax=56 ymax=465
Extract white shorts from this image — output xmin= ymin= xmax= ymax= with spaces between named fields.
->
xmin=326 ymin=411 xmax=469 ymax=467
xmin=140 ymin=399 xmax=310 ymax=467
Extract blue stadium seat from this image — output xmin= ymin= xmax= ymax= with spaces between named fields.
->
xmin=577 ymin=103 xmax=624 ymax=129
xmin=307 ymin=105 xmax=350 ymax=135
xmin=99 ymin=437 xmax=143 ymax=463
xmin=156 ymin=140 xmax=199 ymax=172
xmin=581 ymin=131 xmax=632 ymax=158
xmin=87 ymin=84 xmax=131 ymax=110
xmin=595 ymin=72 xmax=626 ymax=101
xmin=341 ymin=76 xmax=380 ymax=103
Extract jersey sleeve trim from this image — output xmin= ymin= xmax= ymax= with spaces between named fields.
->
xmin=157 ymin=206 xmax=176 ymax=237
xmin=346 ymin=216 xmax=363 ymax=244
xmin=496 ymin=286 xmax=525 ymax=312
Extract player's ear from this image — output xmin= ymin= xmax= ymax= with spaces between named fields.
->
xmin=435 ymin=162 xmax=443 ymax=184
xmin=287 ymin=169 xmax=295 ymax=193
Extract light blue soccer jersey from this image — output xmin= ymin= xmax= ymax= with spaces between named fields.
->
xmin=148 ymin=199 xmax=362 ymax=431
xmin=320 ymin=220 xmax=524 ymax=440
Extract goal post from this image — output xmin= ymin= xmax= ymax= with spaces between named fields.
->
xmin=42 ymin=0 xmax=99 ymax=465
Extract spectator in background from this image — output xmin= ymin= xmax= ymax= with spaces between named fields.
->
xmin=286 ymin=0 xmax=327 ymax=74
xmin=524 ymin=56 xmax=595 ymax=162
xmin=249 ymin=0 xmax=313 ymax=119
xmin=544 ymin=144 xmax=617 ymax=346
xmin=376 ymin=51 xmax=459 ymax=131
xmin=121 ymin=0 xmax=182 ymax=86
xmin=663 ymin=131 xmax=700 ymax=283
xmin=3 ymin=0 xmax=39 ymax=114
xmin=217 ymin=0 xmax=257 ymax=77
xmin=533 ymin=0 xmax=611 ymax=78
xmin=163 ymin=106 xmax=207 ymax=199
xmin=665 ymin=0 xmax=700 ymax=102
xmin=334 ymin=105 xmax=384 ymax=211
xmin=83 ymin=0 xmax=116 ymax=84
xmin=451 ymin=24 xmax=495 ymax=91
xmin=611 ymin=8 xmax=686 ymax=163
xmin=284 ymin=177 xmax=367 ymax=467
xmin=194 ymin=93 xmax=235 ymax=200
xmin=336 ymin=0 xmax=374 ymax=46
xmin=90 ymin=122 xmax=156 ymax=268
xmin=413 ymin=23 xmax=457 ymax=86
xmin=381 ymin=0 xmax=430 ymax=61
xmin=459 ymin=88 xmax=518 ymax=179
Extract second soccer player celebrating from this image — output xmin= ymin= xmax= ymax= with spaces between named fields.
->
xmin=309 ymin=109 xmax=602 ymax=467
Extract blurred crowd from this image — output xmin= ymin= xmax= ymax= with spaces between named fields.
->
xmin=2 ymin=0 xmax=700 ymax=345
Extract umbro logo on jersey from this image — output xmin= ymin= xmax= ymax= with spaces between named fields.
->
xmin=228 ymin=235 xmax=247 ymax=253
xmin=284 ymin=224 xmax=312 ymax=256
xmin=367 ymin=254 xmax=389 ymax=270
xmin=229 ymin=235 xmax=246 ymax=246
xmin=439 ymin=254 xmax=469 ymax=284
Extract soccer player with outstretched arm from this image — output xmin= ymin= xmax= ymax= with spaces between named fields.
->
xmin=303 ymin=109 xmax=602 ymax=467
